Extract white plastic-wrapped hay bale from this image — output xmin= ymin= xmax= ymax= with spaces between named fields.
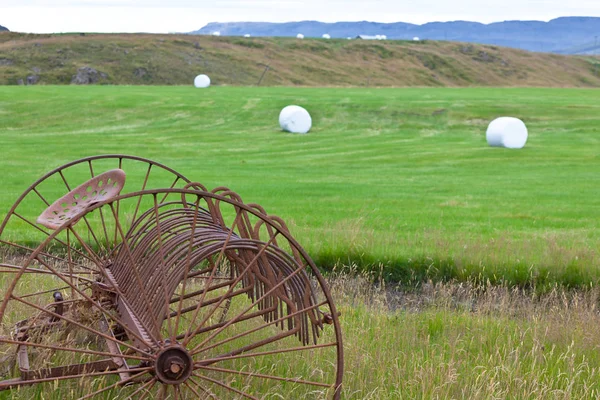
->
xmin=279 ymin=105 xmax=312 ymax=134
xmin=296 ymin=33 xmax=304 ymax=39
xmin=193 ymin=74 xmax=211 ymax=88
xmin=486 ymin=117 xmax=528 ymax=149
xmin=244 ymin=33 xmax=251 ymax=37
xmin=322 ymin=33 xmax=331 ymax=39
xmin=413 ymin=36 xmax=420 ymax=41
xmin=212 ymin=31 xmax=221 ymax=36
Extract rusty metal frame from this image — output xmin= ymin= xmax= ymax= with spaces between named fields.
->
xmin=0 ymin=156 xmax=343 ymax=399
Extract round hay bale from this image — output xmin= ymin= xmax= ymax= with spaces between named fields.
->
xmin=194 ymin=74 xmax=211 ymax=88
xmin=486 ymin=117 xmax=528 ymax=149
xmin=279 ymin=105 xmax=312 ymax=134
xmin=322 ymin=33 xmax=331 ymax=39
xmin=296 ymin=33 xmax=304 ymax=39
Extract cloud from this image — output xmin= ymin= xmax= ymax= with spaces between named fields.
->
xmin=2 ymin=0 xmax=600 ymax=34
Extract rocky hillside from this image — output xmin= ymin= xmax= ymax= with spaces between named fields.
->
xmin=1 ymin=32 xmax=599 ymax=87
xmin=0 ymin=25 xmax=8 ymax=32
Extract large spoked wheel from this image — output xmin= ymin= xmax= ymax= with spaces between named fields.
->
xmin=0 ymin=188 xmax=343 ymax=399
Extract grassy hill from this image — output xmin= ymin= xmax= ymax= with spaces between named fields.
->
xmin=1 ymin=31 xmax=600 ymax=87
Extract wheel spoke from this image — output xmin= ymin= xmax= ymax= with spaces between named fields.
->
xmin=192 ymin=300 xmax=328 ymax=357
xmin=126 ymin=378 xmax=156 ymax=399
xmin=32 ymin=253 xmax=157 ymax=351
xmin=185 ymin=378 xmax=218 ymax=399
xmin=32 ymin=187 xmax=51 ymax=206
xmin=131 ymin=163 xmax=152 ymax=224
xmin=0 ymin=337 xmax=149 ymax=363
xmin=0 ymin=366 xmax=150 ymax=392
xmin=193 ymin=372 xmax=259 ymax=400
xmin=76 ymin=368 xmax=151 ymax=400
xmin=10 ymin=294 xmax=154 ymax=358
xmin=11 ymin=212 xmax=94 ymax=264
xmin=195 ymin=364 xmax=332 ymax=388
xmin=0 ymin=239 xmax=96 ymax=273
xmin=158 ymin=176 xmax=181 ymax=204
xmin=196 ymin=342 xmax=337 ymax=366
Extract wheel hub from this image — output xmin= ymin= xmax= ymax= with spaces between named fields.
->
xmin=154 ymin=345 xmax=193 ymax=384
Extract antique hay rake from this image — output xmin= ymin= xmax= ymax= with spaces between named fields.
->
xmin=0 ymin=155 xmax=343 ymax=399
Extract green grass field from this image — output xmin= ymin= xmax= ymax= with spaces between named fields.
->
xmin=0 ymin=86 xmax=599 ymax=288
xmin=1 ymin=86 xmax=600 ymax=399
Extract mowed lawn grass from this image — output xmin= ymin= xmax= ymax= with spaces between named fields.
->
xmin=0 ymin=86 xmax=599 ymax=288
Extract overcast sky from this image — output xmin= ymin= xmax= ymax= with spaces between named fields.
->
xmin=2 ymin=0 xmax=600 ymax=33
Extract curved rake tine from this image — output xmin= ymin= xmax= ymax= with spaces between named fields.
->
xmin=151 ymin=193 xmax=174 ymax=342
xmin=109 ymin=202 xmax=164 ymax=343
xmin=172 ymin=195 xmax=202 ymax=343
xmin=191 ymin=257 xmax=308 ymax=354
xmin=181 ymin=208 xmax=243 ymax=346
xmin=183 ymin=232 xmax=280 ymax=347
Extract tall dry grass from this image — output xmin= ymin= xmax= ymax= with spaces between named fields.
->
xmin=328 ymin=267 xmax=600 ymax=399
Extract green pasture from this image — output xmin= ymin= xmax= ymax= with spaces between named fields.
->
xmin=0 ymin=86 xmax=599 ymax=288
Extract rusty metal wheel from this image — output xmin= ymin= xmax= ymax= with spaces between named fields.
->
xmin=0 ymin=176 xmax=343 ymax=398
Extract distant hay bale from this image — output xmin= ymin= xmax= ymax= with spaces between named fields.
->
xmin=244 ymin=34 xmax=251 ymax=37
xmin=413 ymin=36 xmax=420 ymax=41
xmin=212 ymin=31 xmax=221 ymax=36
xmin=486 ymin=117 xmax=528 ymax=149
xmin=279 ymin=105 xmax=312 ymax=134
xmin=193 ymin=74 xmax=211 ymax=88
xmin=322 ymin=33 xmax=331 ymax=39
xmin=296 ymin=33 xmax=304 ymax=39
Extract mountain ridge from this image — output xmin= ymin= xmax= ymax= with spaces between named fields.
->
xmin=191 ymin=17 xmax=600 ymax=54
